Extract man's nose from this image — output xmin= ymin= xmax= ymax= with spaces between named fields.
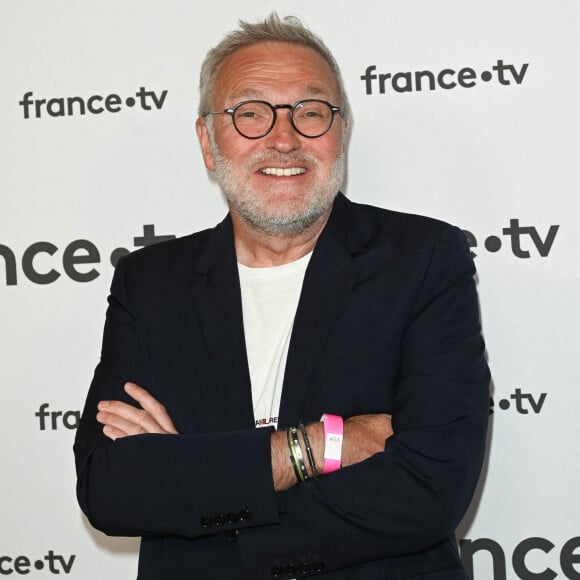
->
xmin=264 ymin=110 xmax=302 ymax=152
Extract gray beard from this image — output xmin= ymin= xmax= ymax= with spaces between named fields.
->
xmin=210 ymin=142 xmax=345 ymax=237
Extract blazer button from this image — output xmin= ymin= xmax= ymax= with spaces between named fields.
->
xmin=271 ymin=563 xmax=283 ymax=577
xmin=199 ymin=515 xmax=212 ymax=528
xmin=227 ymin=512 xmax=239 ymax=524
xmin=239 ymin=508 xmax=252 ymax=521
xmin=214 ymin=513 xmax=226 ymax=527
xmin=312 ymin=561 xmax=325 ymax=573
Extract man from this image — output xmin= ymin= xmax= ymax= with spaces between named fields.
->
xmin=74 ymin=13 xmax=490 ymax=580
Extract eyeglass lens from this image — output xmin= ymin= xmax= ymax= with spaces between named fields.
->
xmin=233 ymin=100 xmax=334 ymax=138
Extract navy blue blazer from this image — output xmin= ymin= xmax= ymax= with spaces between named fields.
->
xmin=74 ymin=193 xmax=490 ymax=579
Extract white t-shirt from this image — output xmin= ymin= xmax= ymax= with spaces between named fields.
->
xmin=238 ymin=252 xmax=312 ymax=430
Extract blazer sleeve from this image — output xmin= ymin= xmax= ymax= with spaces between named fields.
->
xmin=233 ymin=225 xmax=491 ymax=574
xmin=73 ymin=255 xmax=281 ymax=538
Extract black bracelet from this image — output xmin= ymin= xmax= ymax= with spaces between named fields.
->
xmin=299 ymin=423 xmax=318 ymax=479
xmin=287 ymin=427 xmax=304 ymax=483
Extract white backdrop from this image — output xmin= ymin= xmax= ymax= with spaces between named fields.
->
xmin=1 ymin=1 xmax=579 ymax=578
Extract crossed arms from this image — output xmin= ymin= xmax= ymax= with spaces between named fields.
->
xmin=96 ymin=382 xmax=393 ymax=492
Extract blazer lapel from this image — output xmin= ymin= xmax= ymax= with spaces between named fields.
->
xmin=189 ymin=195 xmax=361 ymax=431
xmin=190 ymin=216 xmax=255 ymax=429
xmin=278 ymin=194 xmax=361 ymax=428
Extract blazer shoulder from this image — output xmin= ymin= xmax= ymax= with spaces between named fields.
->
xmin=344 ymin=197 xmax=466 ymax=252
xmin=352 ymin=199 xmax=454 ymax=236
xmin=115 ymin=218 xmax=229 ymax=280
xmin=123 ymin=229 xmax=208 ymax=267
xmin=109 ymin=222 xmax=232 ymax=307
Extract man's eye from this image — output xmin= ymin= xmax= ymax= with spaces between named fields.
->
xmin=296 ymin=104 xmax=326 ymax=119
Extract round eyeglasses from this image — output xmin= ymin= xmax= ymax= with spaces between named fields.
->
xmin=203 ymin=99 xmax=342 ymax=139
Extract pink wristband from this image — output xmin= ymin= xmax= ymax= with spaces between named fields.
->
xmin=320 ymin=414 xmax=343 ymax=474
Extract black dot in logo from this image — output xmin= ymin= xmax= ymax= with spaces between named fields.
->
xmin=499 ymin=399 xmax=510 ymax=410
xmin=126 ymin=97 xmax=136 ymax=107
xmin=35 ymin=560 xmax=44 ymax=570
xmin=110 ymin=247 xmax=130 ymax=267
xmin=485 ymin=236 xmax=502 ymax=252
xmin=481 ymin=71 xmax=492 ymax=82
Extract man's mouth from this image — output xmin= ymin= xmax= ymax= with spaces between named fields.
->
xmin=259 ymin=167 xmax=307 ymax=177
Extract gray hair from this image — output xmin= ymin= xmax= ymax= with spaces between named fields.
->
xmin=198 ymin=13 xmax=351 ymax=125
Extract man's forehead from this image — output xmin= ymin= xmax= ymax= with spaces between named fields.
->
xmin=228 ymin=85 xmax=333 ymax=103
xmin=213 ymin=42 xmax=338 ymax=104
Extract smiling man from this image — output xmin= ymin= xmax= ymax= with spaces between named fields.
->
xmin=199 ymin=42 xmax=345 ymax=247
xmin=74 ymin=14 xmax=490 ymax=580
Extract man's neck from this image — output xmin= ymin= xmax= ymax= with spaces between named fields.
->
xmin=231 ymin=209 xmax=331 ymax=268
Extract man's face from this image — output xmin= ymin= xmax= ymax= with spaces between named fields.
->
xmin=197 ymin=42 xmax=347 ymax=236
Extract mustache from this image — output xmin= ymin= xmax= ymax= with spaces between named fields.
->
xmin=247 ymin=152 xmax=318 ymax=165
xmin=212 ymin=145 xmax=318 ymax=169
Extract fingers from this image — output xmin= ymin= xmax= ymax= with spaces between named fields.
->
xmin=96 ymin=382 xmax=178 ymax=440
xmin=97 ymin=402 xmax=149 ymax=438
xmin=124 ymin=383 xmax=178 ymax=434
xmin=101 ymin=423 xmax=130 ymax=441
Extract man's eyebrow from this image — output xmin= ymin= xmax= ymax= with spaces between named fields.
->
xmin=304 ymin=85 xmax=333 ymax=98
xmin=229 ymin=89 xmax=264 ymax=102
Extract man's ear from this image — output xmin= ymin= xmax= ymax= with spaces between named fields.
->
xmin=196 ymin=117 xmax=216 ymax=171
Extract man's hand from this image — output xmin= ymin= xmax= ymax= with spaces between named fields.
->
xmin=342 ymin=413 xmax=393 ymax=467
xmin=271 ymin=413 xmax=393 ymax=492
xmin=97 ymin=382 xmax=178 ymax=440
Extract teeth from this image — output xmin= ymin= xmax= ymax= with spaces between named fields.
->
xmin=260 ymin=167 xmax=306 ymax=176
